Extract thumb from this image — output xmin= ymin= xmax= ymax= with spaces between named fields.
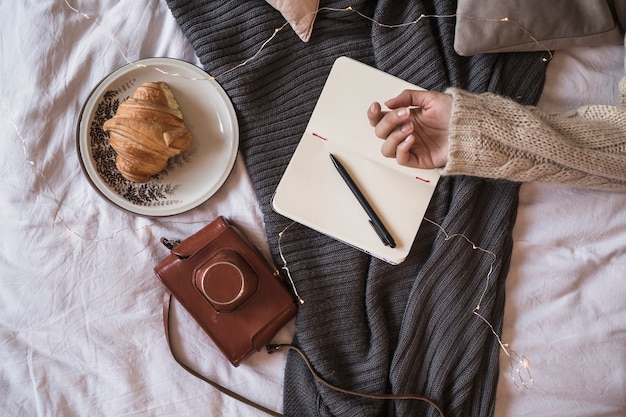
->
xmin=385 ymin=89 xmax=435 ymax=110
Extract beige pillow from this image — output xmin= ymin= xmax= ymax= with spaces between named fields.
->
xmin=266 ymin=0 xmax=320 ymax=42
xmin=454 ymin=0 xmax=624 ymax=56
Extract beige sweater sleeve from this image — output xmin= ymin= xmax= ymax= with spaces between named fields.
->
xmin=442 ymin=47 xmax=626 ymax=191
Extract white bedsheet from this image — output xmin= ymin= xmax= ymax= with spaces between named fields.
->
xmin=1 ymin=1 xmax=624 ymax=416
xmin=1 ymin=1 xmax=287 ymax=416
xmin=496 ymin=44 xmax=626 ymax=417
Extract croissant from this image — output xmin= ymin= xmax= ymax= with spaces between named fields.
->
xmin=103 ymin=81 xmax=192 ymax=183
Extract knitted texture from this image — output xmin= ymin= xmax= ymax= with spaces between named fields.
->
xmin=444 ymin=68 xmax=626 ymax=191
xmin=164 ymin=1 xmax=547 ymax=416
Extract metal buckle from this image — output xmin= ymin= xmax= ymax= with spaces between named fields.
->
xmin=160 ymin=237 xmax=180 ymax=250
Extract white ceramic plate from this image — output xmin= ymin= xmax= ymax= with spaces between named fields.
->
xmin=77 ymin=57 xmax=239 ymax=216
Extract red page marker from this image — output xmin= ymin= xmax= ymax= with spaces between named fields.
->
xmin=312 ymin=132 xmax=328 ymax=141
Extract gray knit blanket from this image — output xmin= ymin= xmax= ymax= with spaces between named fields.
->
xmin=165 ymin=1 xmax=547 ymax=416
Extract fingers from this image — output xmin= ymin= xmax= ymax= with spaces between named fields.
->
xmin=367 ymin=102 xmax=383 ymax=127
xmin=369 ymin=90 xmax=435 ymax=139
xmin=384 ymin=90 xmax=416 ymax=109
xmin=385 ymin=89 xmax=437 ymax=110
xmin=370 ymin=107 xmax=413 ymax=139
xmin=368 ymin=89 xmax=451 ymax=169
xmin=380 ymin=131 xmax=417 ymax=168
xmin=380 ymin=119 xmax=413 ymax=158
xmin=394 ymin=135 xmax=416 ymax=167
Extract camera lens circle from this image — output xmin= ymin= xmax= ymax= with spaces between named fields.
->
xmin=200 ymin=261 xmax=245 ymax=306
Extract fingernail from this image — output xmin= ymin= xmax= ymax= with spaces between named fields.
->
xmin=397 ymin=108 xmax=407 ymax=117
xmin=401 ymin=124 xmax=411 ymax=133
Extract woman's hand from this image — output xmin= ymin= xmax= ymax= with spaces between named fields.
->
xmin=367 ymin=89 xmax=452 ymax=169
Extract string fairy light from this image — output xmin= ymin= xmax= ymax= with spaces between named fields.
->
xmin=423 ymin=217 xmax=534 ymax=389
xmin=10 ymin=0 xmax=537 ymax=386
xmin=3 ymin=102 xmax=95 ymax=241
xmin=64 ymin=0 xmax=290 ymax=82
xmin=3 ymin=98 xmax=210 ymax=242
xmin=64 ymin=0 xmax=136 ymax=68
xmin=277 ymin=222 xmax=305 ymax=305
xmin=275 ymin=216 xmax=533 ymax=389
xmin=317 ymin=6 xmax=551 ymax=61
xmin=64 ymin=0 xmax=551 ymax=84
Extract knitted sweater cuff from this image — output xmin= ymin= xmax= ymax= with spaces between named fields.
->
xmin=441 ymin=88 xmax=515 ymax=180
xmin=441 ymin=87 xmax=626 ymax=191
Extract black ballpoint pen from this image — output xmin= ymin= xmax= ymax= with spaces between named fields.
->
xmin=329 ymin=153 xmax=396 ymax=248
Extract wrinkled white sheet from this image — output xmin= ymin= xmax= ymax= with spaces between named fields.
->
xmin=496 ymin=44 xmax=626 ymax=417
xmin=1 ymin=1 xmax=289 ymax=416
xmin=0 ymin=1 xmax=624 ymax=416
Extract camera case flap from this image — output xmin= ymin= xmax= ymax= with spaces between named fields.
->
xmin=154 ymin=216 xmax=297 ymax=366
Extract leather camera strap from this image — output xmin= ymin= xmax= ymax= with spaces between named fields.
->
xmin=267 ymin=344 xmax=445 ymax=417
xmin=162 ymin=293 xmax=285 ymax=417
xmin=163 ymin=293 xmax=446 ymax=417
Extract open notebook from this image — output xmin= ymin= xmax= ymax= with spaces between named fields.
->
xmin=272 ymin=57 xmax=440 ymax=264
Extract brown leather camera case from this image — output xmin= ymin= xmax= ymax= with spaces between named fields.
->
xmin=154 ymin=216 xmax=297 ymax=366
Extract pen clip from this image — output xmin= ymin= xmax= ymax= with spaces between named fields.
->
xmin=369 ymin=220 xmax=390 ymax=247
